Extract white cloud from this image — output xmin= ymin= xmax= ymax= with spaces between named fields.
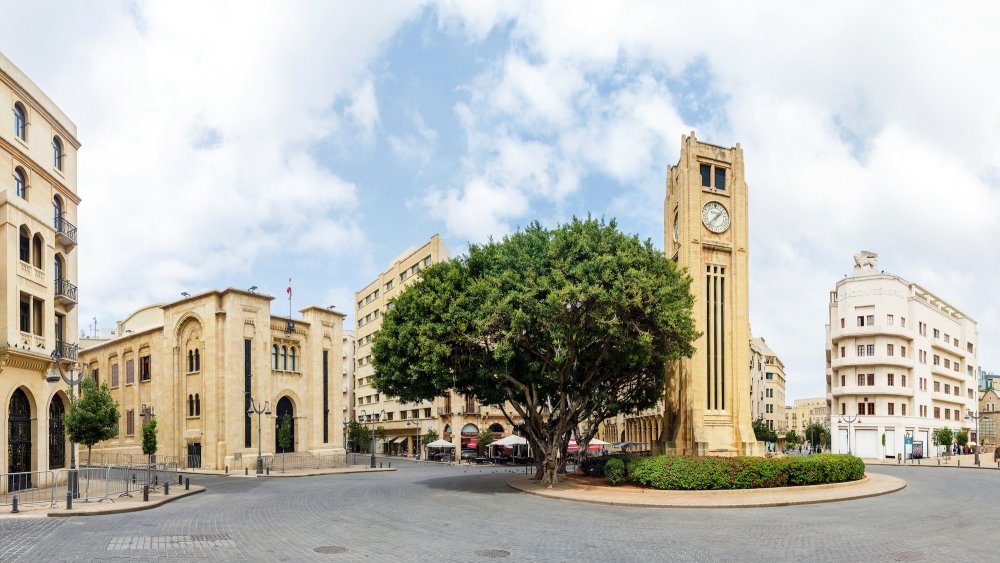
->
xmin=347 ymin=78 xmax=381 ymax=141
xmin=423 ymin=179 xmax=529 ymax=242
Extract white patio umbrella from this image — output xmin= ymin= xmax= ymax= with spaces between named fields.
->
xmin=426 ymin=439 xmax=455 ymax=448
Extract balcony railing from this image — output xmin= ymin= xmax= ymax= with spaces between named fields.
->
xmin=54 ymin=341 xmax=79 ymax=361
xmin=54 ymin=216 xmax=78 ymax=247
xmin=438 ymin=407 xmax=453 ymax=416
xmin=55 ymin=278 xmax=78 ymax=306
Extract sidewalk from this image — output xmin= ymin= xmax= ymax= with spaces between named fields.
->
xmin=865 ymin=452 xmax=1000 ymax=469
xmin=507 ymin=473 xmax=906 ymax=508
xmin=180 ymin=464 xmax=396 ymax=478
xmin=0 ymin=485 xmax=205 ymax=519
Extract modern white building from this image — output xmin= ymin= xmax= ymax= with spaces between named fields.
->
xmin=825 ymin=252 xmax=978 ymax=459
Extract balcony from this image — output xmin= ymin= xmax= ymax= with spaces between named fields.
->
xmin=833 ymin=384 xmax=914 ymax=397
xmin=54 ymin=340 xmax=79 ymax=361
xmin=55 ymin=278 xmax=78 ymax=307
xmin=931 ymin=364 xmax=966 ymax=381
xmin=830 ymin=324 xmax=912 ymax=342
xmin=830 ymin=354 xmax=913 ymax=370
xmin=54 ymin=216 xmax=77 ymax=248
xmin=437 ymin=407 xmax=453 ymax=416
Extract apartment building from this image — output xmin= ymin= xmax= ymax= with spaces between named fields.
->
xmin=1 ymin=52 xmax=81 ymax=478
xmin=750 ymin=337 xmax=786 ymax=433
xmin=785 ymin=397 xmax=828 ymax=440
xmin=826 ymin=252 xmax=978 ymax=459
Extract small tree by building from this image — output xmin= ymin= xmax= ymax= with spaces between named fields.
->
xmin=752 ymin=418 xmax=777 ymax=447
xmin=63 ymin=378 xmax=120 ymax=472
xmin=933 ymin=427 xmax=954 ymax=458
xmin=347 ymin=421 xmax=369 ymax=453
xmin=784 ymin=431 xmax=800 ymax=448
xmin=477 ymin=428 xmax=494 ymax=457
xmin=277 ymin=415 xmax=293 ymax=471
xmin=141 ymin=418 xmax=158 ymax=486
xmin=955 ymin=430 xmax=969 ymax=452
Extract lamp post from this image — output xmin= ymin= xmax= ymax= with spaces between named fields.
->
xmin=406 ymin=420 xmax=422 ymax=460
xmin=360 ymin=409 xmax=385 ymax=468
xmin=46 ymin=352 xmax=85 ymax=499
xmin=838 ymin=415 xmax=861 ymax=456
xmin=246 ymin=393 xmax=271 ymax=474
xmin=966 ymin=409 xmax=984 ymax=466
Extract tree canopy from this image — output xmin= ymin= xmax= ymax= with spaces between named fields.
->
xmin=64 ymin=377 xmax=120 ymax=469
xmin=141 ymin=418 xmax=158 ymax=457
xmin=752 ymin=418 xmax=778 ymax=444
xmin=372 ymin=217 xmax=698 ymax=484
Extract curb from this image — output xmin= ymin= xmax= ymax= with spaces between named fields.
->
xmin=258 ymin=468 xmax=397 ymax=478
xmin=507 ymin=473 xmax=906 ymax=509
xmin=46 ymin=486 xmax=205 ymax=517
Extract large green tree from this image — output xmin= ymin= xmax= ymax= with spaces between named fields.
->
xmin=372 ymin=217 xmax=698 ymax=485
xmin=752 ymin=418 xmax=778 ymax=445
xmin=347 ymin=421 xmax=369 ymax=453
xmin=63 ymin=377 xmax=120 ymax=471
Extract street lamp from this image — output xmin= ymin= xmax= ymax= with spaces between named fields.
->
xmin=360 ymin=409 xmax=385 ymax=468
xmin=246 ymin=393 xmax=271 ymax=474
xmin=838 ymin=415 xmax=861 ymax=456
xmin=966 ymin=409 xmax=984 ymax=466
xmin=46 ymin=352 xmax=85 ymax=499
xmin=406 ymin=420 xmax=422 ymax=460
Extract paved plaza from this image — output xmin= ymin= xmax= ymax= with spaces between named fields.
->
xmin=0 ymin=461 xmax=995 ymax=561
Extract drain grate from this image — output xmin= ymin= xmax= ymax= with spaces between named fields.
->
xmin=889 ymin=552 xmax=925 ymax=561
xmin=475 ymin=549 xmax=511 ymax=558
xmin=314 ymin=546 xmax=349 ymax=554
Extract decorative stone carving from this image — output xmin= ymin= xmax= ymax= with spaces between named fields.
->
xmin=853 ymin=250 xmax=878 ymax=274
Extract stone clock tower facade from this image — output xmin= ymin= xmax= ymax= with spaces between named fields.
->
xmin=662 ymin=132 xmax=760 ymax=456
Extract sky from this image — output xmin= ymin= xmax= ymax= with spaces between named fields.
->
xmin=3 ymin=1 xmax=999 ymax=402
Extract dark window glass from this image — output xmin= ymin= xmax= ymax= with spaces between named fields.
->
xmin=19 ymin=229 xmax=29 ymax=262
xmin=52 ymin=137 xmax=63 ymax=170
xmin=715 ymin=167 xmax=726 ymax=190
xmin=13 ymin=103 xmax=26 ymax=139
xmin=19 ymin=298 xmax=30 ymax=332
xmin=14 ymin=168 xmax=25 ymax=198
xmin=699 ymin=163 xmax=711 ymax=187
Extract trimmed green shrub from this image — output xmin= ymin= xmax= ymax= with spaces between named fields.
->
xmin=605 ymin=458 xmax=625 ymax=486
xmin=580 ymin=454 xmax=627 ymax=477
xmin=628 ymin=454 xmax=864 ymax=490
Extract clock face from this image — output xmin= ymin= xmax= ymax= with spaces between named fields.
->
xmin=701 ymin=201 xmax=730 ymax=233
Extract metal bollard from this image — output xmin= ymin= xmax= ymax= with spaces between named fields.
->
xmin=388 ymin=461 xmax=391 ymax=468
xmin=164 ymin=482 xmax=169 ymax=495
xmin=143 ymin=485 xmax=149 ymax=502
xmin=66 ymin=491 xmax=73 ymax=510
xmin=155 ymin=475 xmax=159 ymax=486
xmin=178 ymin=474 xmax=183 ymax=485
xmin=132 ymin=474 xmax=136 ymax=484
xmin=958 ymin=460 xmax=961 ymax=467
xmin=245 ymin=468 xmax=248 ymax=475
xmin=225 ymin=465 xmax=229 ymax=473
xmin=266 ymin=467 xmax=270 ymax=475
xmin=185 ymin=478 xmax=190 ymax=491
xmin=379 ymin=462 xmax=382 ymax=468
xmin=11 ymin=495 xmax=18 ymax=513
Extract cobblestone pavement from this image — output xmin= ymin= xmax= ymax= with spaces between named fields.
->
xmin=0 ymin=462 xmax=995 ymax=561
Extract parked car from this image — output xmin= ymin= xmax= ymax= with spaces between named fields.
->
xmin=461 ymin=449 xmax=477 ymax=461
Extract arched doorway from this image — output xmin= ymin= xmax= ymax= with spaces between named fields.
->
xmin=9 ymin=389 xmax=32 ymax=490
xmin=49 ymin=395 xmax=66 ymax=469
xmin=275 ymin=397 xmax=294 ymax=453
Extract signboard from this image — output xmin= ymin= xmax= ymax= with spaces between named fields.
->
xmin=904 ymin=435 xmax=913 ymax=445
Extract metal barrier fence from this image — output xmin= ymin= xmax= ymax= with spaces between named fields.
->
xmin=0 ymin=470 xmax=60 ymax=507
xmin=269 ymin=453 xmax=347 ymax=472
xmin=2 ymin=463 xmax=182 ymax=511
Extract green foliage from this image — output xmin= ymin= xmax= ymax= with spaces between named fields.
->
xmin=804 ymin=421 xmax=829 ymax=448
xmin=605 ymin=458 xmax=626 ymax=486
xmin=347 ymin=421 xmax=369 ymax=452
xmin=375 ymin=425 xmax=387 ymax=441
xmin=141 ymin=418 xmax=158 ymax=456
xmin=277 ymin=414 xmax=293 ymax=452
xmin=752 ymin=418 xmax=777 ymax=444
xmin=955 ymin=430 xmax=969 ymax=448
xmin=932 ymin=427 xmax=954 ymax=450
xmin=784 ymin=431 xmax=800 ymax=447
xmin=370 ymin=217 xmax=699 ymax=483
xmin=422 ymin=428 xmax=439 ymax=446
xmin=628 ymin=454 xmax=864 ymax=490
xmin=477 ymin=428 xmax=494 ymax=455
xmin=64 ymin=378 xmax=119 ymax=448
xmin=580 ymin=454 xmax=628 ymax=477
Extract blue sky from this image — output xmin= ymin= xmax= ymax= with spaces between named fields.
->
xmin=4 ymin=1 xmax=1000 ymax=402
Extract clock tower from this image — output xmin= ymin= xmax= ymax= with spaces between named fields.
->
xmin=662 ymin=132 xmax=760 ymax=456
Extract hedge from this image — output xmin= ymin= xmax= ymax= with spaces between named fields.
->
xmin=580 ymin=454 xmax=629 ymax=477
xmin=627 ymin=454 xmax=864 ymax=490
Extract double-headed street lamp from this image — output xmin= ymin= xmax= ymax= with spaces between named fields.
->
xmin=360 ymin=409 xmax=385 ymax=468
xmin=838 ymin=415 xmax=861 ymax=456
xmin=246 ymin=393 xmax=271 ymax=474
xmin=46 ymin=352 xmax=85 ymax=499
xmin=966 ymin=409 xmax=986 ymax=466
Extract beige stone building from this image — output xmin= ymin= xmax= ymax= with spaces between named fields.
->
xmin=825 ymin=252 xmax=978 ymax=459
xmin=785 ymin=397 xmax=828 ymax=440
xmin=977 ymin=388 xmax=998 ymax=448
xmin=1 ymin=52 xmax=81 ymax=479
xmin=340 ymin=328 xmax=355 ymax=448
xmin=79 ymin=289 xmax=345 ymax=469
xmin=353 ymin=235 xmax=515 ymax=458
xmin=662 ymin=132 xmax=759 ymax=456
xmin=750 ymin=337 xmax=786 ymax=433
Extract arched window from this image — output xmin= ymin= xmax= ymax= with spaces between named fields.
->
xmin=271 ymin=345 xmax=278 ymax=369
xmin=54 ymin=254 xmax=64 ymax=283
xmin=194 ymin=349 xmax=200 ymax=371
xmin=195 ymin=394 xmax=201 ymax=416
xmin=18 ymin=226 xmax=30 ymax=262
xmin=281 ymin=346 xmax=288 ymax=370
xmin=188 ymin=351 xmax=194 ymax=372
xmin=188 ymin=395 xmax=194 ymax=416
xmin=13 ymin=102 xmax=26 ymax=140
xmin=14 ymin=167 xmax=26 ymax=199
xmin=53 ymin=195 xmax=63 ymax=224
xmin=31 ymin=234 xmax=43 ymax=268
xmin=290 ymin=347 xmax=296 ymax=371
xmin=52 ymin=136 xmax=63 ymax=170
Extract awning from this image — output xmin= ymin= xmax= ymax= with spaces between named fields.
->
xmin=462 ymin=437 xmax=478 ymax=448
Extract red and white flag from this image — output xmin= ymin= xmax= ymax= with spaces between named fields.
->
xmin=287 ymin=278 xmax=292 ymax=298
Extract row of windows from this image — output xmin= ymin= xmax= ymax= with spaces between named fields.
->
xmin=187 ymin=349 xmax=201 ymax=373
xmin=357 ymin=394 xmax=380 ymax=405
xmin=271 ymin=345 xmax=298 ymax=371
xmin=187 ymin=394 xmax=201 ymax=417
xmin=110 ymin=358 xmax=145 ymax=387
xmin=357 ymin=288 xmax=380 ymax=310
xmin=845 ymin=315 xmax=975 ymax=355
xmin=699 ymin=163 xmax=727 ymax=190
xmin=12 ymin=102 xmax=66 ymax=171
xmin=357 ymin=354 xmax=372 ymax=368
xmin=357 ymin=309 xmax=380 ymax=328
xmin=357 ymin=334 xmax=373 ymax=348
xmin=399 ymin=255 xmax=433 ymax=283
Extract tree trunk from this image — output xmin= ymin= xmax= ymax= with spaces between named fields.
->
xmin=540 ymin=442 xmax=562 ymax=487
xmin=86 ymin=446 xmax=93 ymax=498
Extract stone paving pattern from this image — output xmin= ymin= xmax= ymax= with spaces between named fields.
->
xmin=0 ymin=460 xmax=996 ymax=561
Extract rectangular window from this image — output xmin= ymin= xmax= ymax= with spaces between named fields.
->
xmin=139 ymin=355 xmax=151 ymax=381
xmin=857 ymin=402 xmax=865 ymax=415
xmin=887 ymin=314 xmax=894 ymax=326
xmin=714 ymin=167 xmax=726 ymax=190
xmin=954 ymin=386 xmax=960 ymax=396
xmin=857 ymin=345 xmax=865 ymax=356
xmin=91 ymin=368 xmax=99 ymax=386
xmin=840 ymin=346 xmax=845 ymax=357
xmin=840 ymin=318 xmax=845 ymax=328
xmin=867 ymin=403 xmax=874 ymax=415
xmin=111 ymin=363 xmax=119 ymax=387
xmin=867 ymin=373 xmax=875 ymax=386
xmin=19 ymin=295 xmax=30 ymax=332
xmin=944 ymin=383 xmax=951 ymax=394
xmin=888 ymin=373 xmax=894 ymax=386
xmin=32 ymin=299 xmax=43 ymax=336
xmin=126 ymin=359 xmax=135 ymax=384
xmin=934 ymin=381 xmax=940 ymax=392
xmin=423 ymin=256 xmax=432 ymax=267
xmin=887 ymin=344 xmax=894 ymax=356
xmin=857 ymin=316 xmax=865 ymax=327
xmin=902 ymin=404 xmax=907 ymax=416
xmin=841 ymin=403 xmax=846 ymax=415
xmin=902 ymin=374 xmax=906 ymax=387
xmin=841 ymin=374 xmax=846 ymax=386
xmin=126 ymin=409 xmax=135 ymax=436
xmin=933 ymin=355 xmax=940 ymax=366
xmin=765 ymin=372 xmax=774 ymax=380
xmin=866 ymin=315 xmax=874 ymax=326
xmin=901 ymin=317 xmax=906 ymax=327
xmin=968 ymin=342 xmax=974 ymax=353
xmin=944 ymin=333 xmax=949 ymax=343
xmin=944 ymin=358 xmax=950 ymax=369
xmin=400 ymin=411 xmax=407 ymax=420
xmin=412 ymin=409 xmax=419 ymax=418
xmin=901 ymin=346 xmax=907 ymax=358
xmin=424 ymin=408 xmax=431 ymax=418
xmin=858 ymin=374 xmax=865 ymax=386
xmin=888 ymin=403 xmax=894 ymax=415
xmin=933 ymin=328 xmax=940 ymax=339
xmin=700 ymin=163 xmax=711 ymax=187
xmin=866 ymin=344 xmax=875 ymax=356
xmin=945 ymin=409 xmax=951 ymax=420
